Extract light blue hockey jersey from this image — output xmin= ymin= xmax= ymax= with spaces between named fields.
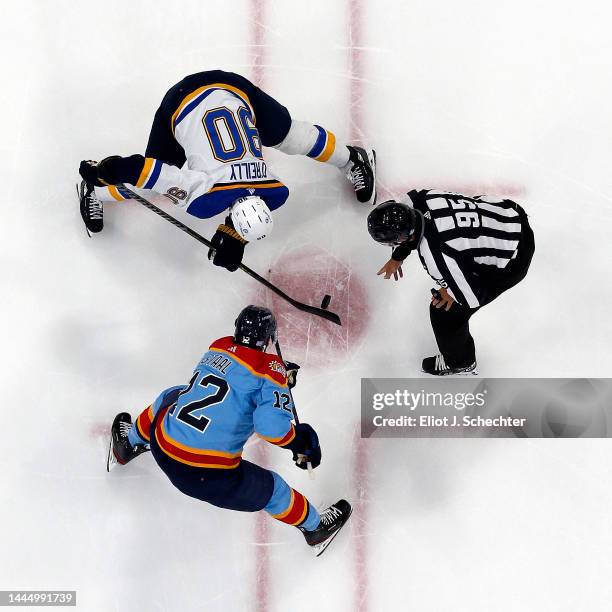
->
xmin=129 ymin=336 xmax=296 ymax=468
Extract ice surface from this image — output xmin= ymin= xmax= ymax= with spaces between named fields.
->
xmin=2 ymin=0 xmax=612 ymax=610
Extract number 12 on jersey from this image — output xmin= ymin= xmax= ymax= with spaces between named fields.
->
xmin=273 ymin=390 xmax=293 ymax=414
xmin=170 ymin=372 xmax=230 ymax=433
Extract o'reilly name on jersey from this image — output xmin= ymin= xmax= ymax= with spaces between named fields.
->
xmin=229 ymin=161 xmax=268 ymax=181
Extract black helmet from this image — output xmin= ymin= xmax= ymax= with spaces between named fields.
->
xmin=367 ymin=200 xmax=419 ymax=245
xmin=234 ymin=305 xmax=277 ymax=350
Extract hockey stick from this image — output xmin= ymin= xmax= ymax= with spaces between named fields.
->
xmin=274 ymin=338 xmax=314 ymax=479
xmin=116 ymin=184 xmax=342 ymax=326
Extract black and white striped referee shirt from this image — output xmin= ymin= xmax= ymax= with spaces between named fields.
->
xmin=395 ymin=190 xmax=529 ymax=309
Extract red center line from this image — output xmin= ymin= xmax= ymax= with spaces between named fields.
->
xmin=250 ymin=3 xmax=271 ymax=612
xmin=252 ymin=441 xmax=270 ymax=612
xmin=348 ymin=0 xmax=370 ymax=610
xmin=251 ymin=0 xmax=266 ymax=90
xmin=348 ymin=0 xmax=364 ymax=145
xmin=351 ymin=427 xmax=370 ymax=612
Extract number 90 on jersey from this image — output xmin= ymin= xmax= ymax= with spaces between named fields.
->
xmin=202 ymin=106 xmax=263 ymax=162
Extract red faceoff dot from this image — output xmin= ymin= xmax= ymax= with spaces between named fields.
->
xmin=253 ymin=245 xmax=370 ymax=368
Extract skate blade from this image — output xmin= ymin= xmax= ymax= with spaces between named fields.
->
xmin=312 ymin=507 xmax=353 ymax=558
xmin=421 ymin=365 xmax=479 ymax=377
xmin=76 ymin=183 xmax=93 ymax=238
xmin=106 ymin=434 xmax=118 ymax=472
xmin=453 ymin=367 xmax=479 ymax=377
xmin=367 ymin=149 xmax=377 ymax=206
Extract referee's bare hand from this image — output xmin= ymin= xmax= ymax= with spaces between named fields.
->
xmin=377 ymin=259 xmax=404 ymax=281
xmin=431 ymin=287 xmax=455 ymax=310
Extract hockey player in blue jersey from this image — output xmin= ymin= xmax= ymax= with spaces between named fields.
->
xmin=106 ymin=305 xmax=352 ymax=556
xmin=79 ymin=69 xmax=376 ymax=271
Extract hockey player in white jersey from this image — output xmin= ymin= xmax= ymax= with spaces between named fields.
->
xmin=79 ymin=70 xmax=376 ymax=271
xmin=367 ymin=190 xmax=535 ymax=375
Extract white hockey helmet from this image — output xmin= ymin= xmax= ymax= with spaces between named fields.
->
xmin=230 ymin=196 xmax=273 ymax=241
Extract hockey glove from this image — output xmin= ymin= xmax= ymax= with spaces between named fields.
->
xmin=79 ymin=155 xmax=129 ymax=187
xmin=97 ymin=155 xmax=143 ymax=186
xmin=285 ymin=361 xmax=300 ymax=389
xmin=287 ymin=423 xmax=321 ymax=470
xmin=79 ymin=160 xmax=105 ymax=187
xmin=79 ymin=155 xmax=146 ymax=187
xmin=208 ymin=216 xmax=247 ymax=272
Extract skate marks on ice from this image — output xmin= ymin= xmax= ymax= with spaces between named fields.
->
xmin=254 ymin=245 xmax=370 ymax=367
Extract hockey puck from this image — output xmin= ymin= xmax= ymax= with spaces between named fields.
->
xmin=321 ymin=294 xmax=332 ymax=310
xmin=250 ymin=245 xmax=370 ymax=368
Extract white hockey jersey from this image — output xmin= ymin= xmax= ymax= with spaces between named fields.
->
xmin=95 ymin=87 xmax=289 ymax=218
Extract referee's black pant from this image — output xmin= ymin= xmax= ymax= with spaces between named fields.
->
xmin=430 ymin=217 xmax=535 ymax=367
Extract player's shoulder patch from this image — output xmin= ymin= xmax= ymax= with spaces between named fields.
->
xmin=263 ymin=355 xmax=288 ymax=386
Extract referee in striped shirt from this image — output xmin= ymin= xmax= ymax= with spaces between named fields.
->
xmin=367 ymin=190 xmax=535 ymax=375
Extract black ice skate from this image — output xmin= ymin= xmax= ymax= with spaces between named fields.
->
xmin=106 ymin=412 xmax=149 ymax=472
xmin=78 ymin=178 xmax=103 ymax=236
xmin=345 ymin=145 xmax=376 ymax=205
xmin=301 ymin=499 xmax=352 ymax=557
xmin=422 ymin=354 xmax=478 ymax=376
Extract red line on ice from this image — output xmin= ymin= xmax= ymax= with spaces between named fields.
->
xmin=348 ymin=0 xmax=364 ymax=145
xmin=253 ymin=440 xmax=270 ymax=612
xmin=251 ymin=0 xmax=266 ymax=89
xmin=249 ymin=2 xmax=271 ymax=611
xmin=348 ymin=0 xmax=370 ymax=610
xmin=351 ymin=429 xmax=370 ymax=611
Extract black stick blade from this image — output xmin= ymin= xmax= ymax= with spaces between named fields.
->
xmin=118 ymin=184 xmax=342 ymax=326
